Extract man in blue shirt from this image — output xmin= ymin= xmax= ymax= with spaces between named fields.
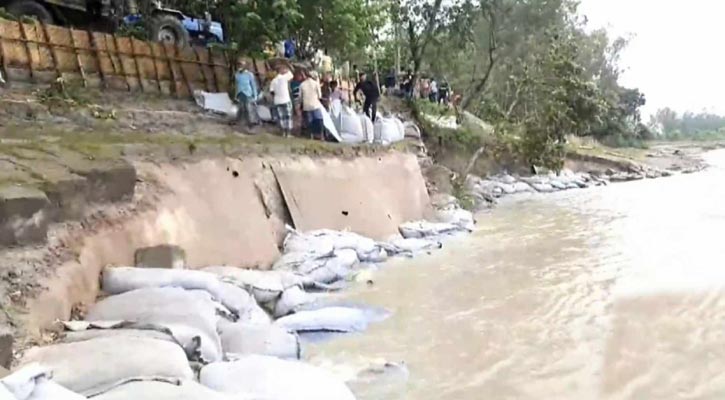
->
xmin=235 ymin=61 xmax=259 ymax=127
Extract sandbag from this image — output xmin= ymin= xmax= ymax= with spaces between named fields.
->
xmin=61 ymin=321 xmax=176 ymax=345
xmin=359 ymin=113 xmax=374 ymax=143
xmin=294 ymin=249 xmax=359 ymax=284
xmin=86 ymin=287 xmax=224 ymax=363
xmin=398 ymin=221 xmax=466 ymax=239
xmin=19 ymin=336 xmax=192 ymax=397
xmin=373 ymin=117 xmax=404 ymax=145
xmin=384 ymin=237 xmax=443 ymax=254
xmin=0 ymin=364 xmax=86 ymax=400
xmin=203 ymin=267 xmax=302 ymax=304
xmin=256 ymin=104 xmax=273 ymax=122
xmin=101 ymin=267 xmax=255 ymax=318
xmin=403 ymin=121 xmax=421 ymax=139
xmin=219 ymin=321 xmax=300 ymax=359
xmin=274 ymin=307 xmax=373 ymax=333
xmin=273 ymin=286 xmax=322 ymax=317
xmin=337 ymin=106 xmax=365 ymax=144
xmin=434 ymin=208 xmax=475 ymax=231
xmin=200 ymin=356 xmax=355 ymax=400
xmin=93 ymin=381 xmax=230 ymax=400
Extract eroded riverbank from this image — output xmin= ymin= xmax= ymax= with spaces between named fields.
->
xmin=308 ymin=149 xmax=725 ymax=399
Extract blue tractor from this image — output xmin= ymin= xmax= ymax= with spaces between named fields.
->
xmin=1 ymin=0 xmax=224 ymax=47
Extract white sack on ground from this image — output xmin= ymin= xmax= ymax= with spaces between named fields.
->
xmin=93 ymin=381 xmax=230 ymax=400
xmin=256 ymin=104 xmax=273 ymax=122
xmin=373 ymin=117 xmax=404 ymax=145
xmin=200 ymin=355 xmax=355 ymax=400
xmin=101 ymin=267 xmax=255 ymax=318
xmin=0 ymin=364 xmax=86 ymax=400
xmin=203 ymin=267 xmax=301 ymax=304
xmin=273 ymin=286 xmax=322 ymax=317
xmin=293 ymin=249 xmax=359 ymax=284
xmin=86 ymin=287 xmax=224 ymax=363
xmin=434 ymin=207 xmax=475 ymax=231
xmin=274 ymin=307 xmax=372 ymax=333
xmin=337 ymin=106 xmax=365 ymax=144
xmin=219 ymin=320 xmax=300 ymax=360
xmin=193 ymin=91 xmax=236 ymax=117
xmin=19 ymin=336 xmax=192 ymax=397
xmin=321 ymin=107 xmax=342 ymax=142
xmin=398 ymin=221 xmax=468 ymax=239
xmin=359 ymin=113 xmax=374 ymax=143
xmin=61 ymin=321 xmax=176 ymax=345
xmin=384 ymin=237 xmax=443 ymax=255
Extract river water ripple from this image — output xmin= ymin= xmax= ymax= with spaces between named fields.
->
xmin=308 ymin=149 xmax=725 ymax=400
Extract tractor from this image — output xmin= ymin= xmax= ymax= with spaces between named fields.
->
xmin=0 ymin=0 xmax=223 ymax=47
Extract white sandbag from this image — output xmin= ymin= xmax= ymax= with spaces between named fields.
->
xmin=193 ymin=91 xmax=236 ymax=117
xmin=359 ymin=113 xmax=374 ymax=143
xmin=239 ymin=301 xmax=273 ymax=326
xmin=101 ymin=267 xmax=255 ymax=318
xmin=273 ymin=286 xmax=321 ymax=317
xmin=274 ymin=307 xmax=371 ymax=333
xmin=295 ymin=249 xmax=359 ymax=284
xmin=385 ymin=237 xmax=443 ymax=254
xmin=61 ymin=321 xmax=176 ymax=345
xmin=531 ymin=182 xmax=556 ymax=193
xmin=86 ymin=287 xmax=224 ymax=363
xmin=330 ymin=99 xmax=343 ymax=119
xmin=434 ymin=208 xmax=475 ymax=231
xmin=203 ymin=267 xmax=301 ymax=304
xmin=0 ymin=364 xmax=86 ymax=400
xmin=200 ymin=356 xmax=355 ymax=400
xmin=513 ymin=182 xmax=534 ymax=193
xmin=338 ymin=106 xmax=365 ymax=144
xmin=256 ymin=104 xmax=273 ymax=122
xmin=219 ymin=321 xmax=299 ymax=359
xmin=398 ymin=221 xmax=465 ymax=239
xmin=19 ymin=336 xmax=192 ymax=397
xmin=93 ymin=381 xmax=230 ymax=400
xmin=373 ymin=117 xmax=404 ymax=145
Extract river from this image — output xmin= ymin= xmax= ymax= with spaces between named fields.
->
xmin=308 ymin=149 xmax=725 ymax=399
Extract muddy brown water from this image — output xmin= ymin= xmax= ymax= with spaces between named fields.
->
xmin=308 ymin=150 xmax=725 ymax=399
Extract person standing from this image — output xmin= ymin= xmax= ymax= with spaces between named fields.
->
xmin=439 ymin=79 xmax=450 ymax=105
xmin=429 ymin=78 xmax=439 ymax=103
xmin=300 ymin=71 xmax=325 ymax=140
xmin=354 ymin=72 xmax=381 ymax=122
xmin=270 ymin=65 xmax=294 ymax=137
xmin=235 ymin=61 xmax=259 ymax=128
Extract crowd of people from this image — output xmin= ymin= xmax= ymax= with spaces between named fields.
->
xmin=234 ymin=60 xmax=383 ymax=140
xmin=233 ymin=58 xmax=458 ymax=140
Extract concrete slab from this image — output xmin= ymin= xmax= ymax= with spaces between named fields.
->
xmin=273 ymin=153 xmax=433 ymax=240
xmin=0 ymin=185 xmax=50 ymax=246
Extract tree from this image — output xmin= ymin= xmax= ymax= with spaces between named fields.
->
xmin=398 ymin=0 xmax=446 ymax=83
xmin=293 ymin=0 xmax=385 ymax=60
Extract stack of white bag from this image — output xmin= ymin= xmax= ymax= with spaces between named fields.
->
xmin=331 ymin=100 xmax=374 ymax=144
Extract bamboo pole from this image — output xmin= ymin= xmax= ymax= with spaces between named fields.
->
xmin=174 ymin=45 xmax=193 ymax=96
xmin=148 ymin=42 xmax=162 ymax=92
xmin=88 ymin=30 xmax=106 ymax=89
xmin=39 ymin=21 xmax=62 ymax=81
xmin=193 ymin=46 xmax=209 ymax=92
xmin=111 ymin=34 xmax=131 ymax=91
xmin=161 ymin=43 xmax=178 ymax=97
xmin=68 ymin=28 xmax=87 ymax=87
xmin=128 ymin=37 xmax=144 ymax=92
xmin=17 ymin=22 xmax=35 ymax=81
xmin=208 ymin=47 xmax=219 ymax=92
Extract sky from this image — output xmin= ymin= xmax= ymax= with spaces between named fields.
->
xmin=578 ymin=0 xmax=725 ymax=117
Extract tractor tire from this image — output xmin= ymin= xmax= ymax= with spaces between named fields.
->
xmin=6 ymin=0 xmax=53 ymax=23
xmin=149 ymin=14 xmax=190 ymax=48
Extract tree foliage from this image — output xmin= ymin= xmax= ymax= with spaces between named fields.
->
xmin=649 ymin=108 xmax=725 ymax=140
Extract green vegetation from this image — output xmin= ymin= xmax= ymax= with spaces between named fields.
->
xmin=649 ymin=108 xmax=725 ymax=141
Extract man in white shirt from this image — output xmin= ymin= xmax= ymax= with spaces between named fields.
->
xmin=300 ymin=71 xmax=324 ymax=139
xmin=270 ymin=65 xmax=294 ymax=137
xmin=429 ymin=79 xmax=438 ymax=103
